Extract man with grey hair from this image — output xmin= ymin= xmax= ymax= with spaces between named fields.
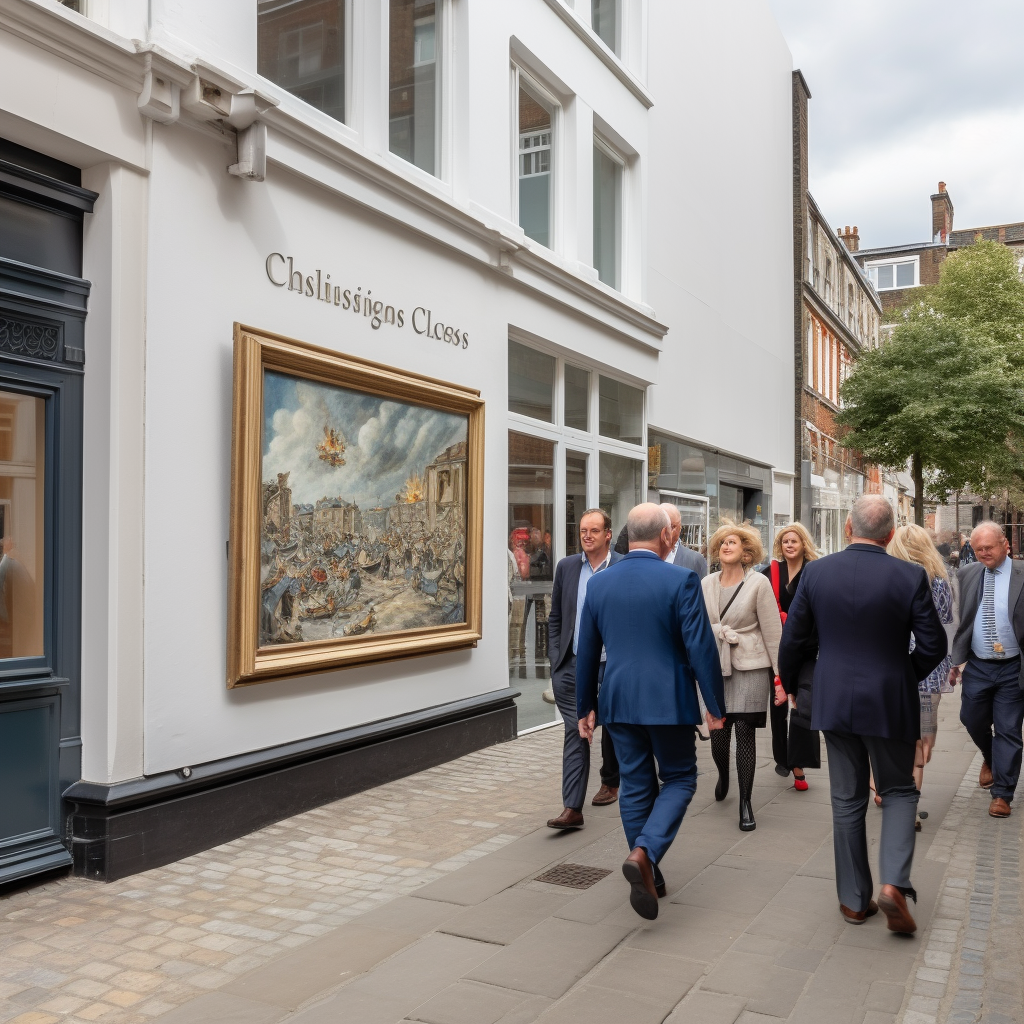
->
xmin=779 ymin=494 xmax=947 ymax=935
xmin=576 ymin=503 xmax=724 ymax=919
xmin=660 ymin=503 xmax=708 ymax=579
xmin=949 ymin=521 xmax=1024 ymax=818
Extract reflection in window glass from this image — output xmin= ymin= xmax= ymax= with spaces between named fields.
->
xmin=518 ymin=85 xmax=552 ymax=248
xmin=591 ymin=0 xmax=619 ymax=54
xmin=565 ymin=453 xmax=588 ymax=558
xmin=389 ymin=0 xmax=439 ymax=176
xmin=508 ymin=431 xmax=556 ymax=730
xmin=598 ymin=375 xmax=643 ymax=444
xmin=258 ymin=0 xmax=346 ymax=123
xmin=600 ymin=452 xmax=643 ymax=540
xmin=564 ymin=364 xmax=589 ymax=431
xmin=0 ymin=392 xmax=44 ymax=659
xmin=876 ymin=264 xmax=894 ymax=289
xmin=593 ymin=143 xmax=622 ymax=288
xmin=508 ymin=340 xmax=555 ymax=422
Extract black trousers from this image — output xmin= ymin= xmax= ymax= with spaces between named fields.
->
xmin=599 ymin=724 xmax=620 ymax=788
xmin=769 ymin=698 xmax=821 ymax=770
xmin=960 ymin=655 xmax=1024 ymax=803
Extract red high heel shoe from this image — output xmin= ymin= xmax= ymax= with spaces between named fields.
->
xmin=793 ymin=772 xmax=808 ymax=792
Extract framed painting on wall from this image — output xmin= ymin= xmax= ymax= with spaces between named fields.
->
xmin=227 ymin=324 xmax=484 ymax=687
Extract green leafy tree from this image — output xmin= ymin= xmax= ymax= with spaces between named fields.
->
xmin=839 ymin=240 xmax=1024 ymax=526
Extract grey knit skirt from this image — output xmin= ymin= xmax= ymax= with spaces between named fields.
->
xmin=724 ymin=667 xmax=772 ymax=717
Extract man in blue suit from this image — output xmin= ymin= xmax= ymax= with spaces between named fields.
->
xmin=545 ymin=508 xmax=623 ymax=830
xmin=576 ymin=503 xmax=725 ymax=920
xmin=779 ymin=495 xmax=946 ymax=935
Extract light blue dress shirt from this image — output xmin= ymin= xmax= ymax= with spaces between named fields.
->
xmin=971 ymin=556 xmax=1020 ymax=659
xmin=573 ymin=550 xmax=611 ymax=657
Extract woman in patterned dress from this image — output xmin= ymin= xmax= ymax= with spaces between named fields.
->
xmin=887 ymin=524 xmax=956 ymax=830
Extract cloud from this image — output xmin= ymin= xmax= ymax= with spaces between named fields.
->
xmin=769 ymin=0 xmax=1024 ymax=246
xmin=262 ymin=374 xmax=466 ymax=507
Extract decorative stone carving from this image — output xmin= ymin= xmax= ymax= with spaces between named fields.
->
xmin=0 ymin=316 xmax=61 ymax=361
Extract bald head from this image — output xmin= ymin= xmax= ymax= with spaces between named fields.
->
xmin=972 ymin=521 xmax=1006 ymax=546
xmin=847 ymin=494 xmax=894 ymax=544
xmin=971 ymin=521 xmax=1010 ymax=569
xmin=660 ymin=503 xmax=682 ymax=546
xmin=627 ymin=503 xmax=672 ymax=556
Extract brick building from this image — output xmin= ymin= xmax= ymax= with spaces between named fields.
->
xmin=792 ymin=72 xmax=893 ymax=554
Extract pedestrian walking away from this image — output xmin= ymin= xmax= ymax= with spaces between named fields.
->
xmin=887 ymin=524 xmax=956 ymax=830
xmin=761 ymin=521 xmax=821 ymax=790
xmin=576 ymin=503 xmax=725 ymax=921
xmin=545 ymin=508 xmax=623 ymax=830
xmin=779 ymin=495 xmax=947 ymax=936
xmin=702 ymin=520 xmax=782 ymax=831
xmin=949 ymin=521 xmax=1024 ymax=819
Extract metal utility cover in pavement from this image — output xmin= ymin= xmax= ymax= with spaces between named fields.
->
xmin=535 ymin=863 xmax=612 ymax=889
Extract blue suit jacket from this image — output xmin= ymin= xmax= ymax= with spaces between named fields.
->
xmin=778 ymin=543 xmax=947 ymax=743
xmin=575 ymin=549 xmax=724 ymax=725
xmin=548 ymin=550 xmax=623 ymax=674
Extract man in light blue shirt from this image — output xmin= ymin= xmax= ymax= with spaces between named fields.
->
xmin=951 ymin=521 xmax=1024 ymax=817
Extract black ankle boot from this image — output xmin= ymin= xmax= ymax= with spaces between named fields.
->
xmin=739 ymin=798 xmax=756 ymax=831
xmin=715 ymin=771 xmax=729 ymax=802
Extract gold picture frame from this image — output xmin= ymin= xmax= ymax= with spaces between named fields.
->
xmin=227 ymin=324 xmax=484 ymax=687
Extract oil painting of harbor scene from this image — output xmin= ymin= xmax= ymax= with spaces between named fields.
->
xmin=260 ymin=370 xmax=469 ymax=647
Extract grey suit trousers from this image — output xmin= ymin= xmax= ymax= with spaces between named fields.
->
xmin=824 ymin=731 xmax=918 ymax=912
xmin=553 ymin=656 xmax=591 ymax=811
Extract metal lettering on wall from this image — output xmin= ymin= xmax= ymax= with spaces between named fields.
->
xmin=265 ymin=253 xmax=470 ymax=351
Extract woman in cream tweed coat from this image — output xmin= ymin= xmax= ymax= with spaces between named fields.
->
xmin=701 ymin=520 xmax=782 ymax=832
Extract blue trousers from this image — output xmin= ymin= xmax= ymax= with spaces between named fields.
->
xmin=960 ymin=655 xmax=1024 ymax=803
xmin=603 ymin=723 xmax=697 ymax=865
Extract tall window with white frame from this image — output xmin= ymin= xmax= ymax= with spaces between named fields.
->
xmin=592 ymin=0 xmax=620 ymax=54
xmin=507 ymin=338 xmax=645 ymax=733
xmin=389 ymin=0 xmax=440 ymax=176
xmin=593 ymin=139 xmax=622 ymax=289
xmin=257 ymin=0 xmax=347 ymax=123
xmin=517 ymin=80 xmax=553 ymax=248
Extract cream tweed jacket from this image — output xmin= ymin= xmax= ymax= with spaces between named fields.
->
xmin=701 ymin=569 xmax=782 ymax=678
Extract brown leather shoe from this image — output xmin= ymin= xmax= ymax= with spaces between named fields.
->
xmin=877 ymin=885 xmax=917 ymax=935
xmin=591 ymin=784 xmax=619 ymax=806
xmin=546 ymin=808 xmax=584 ymax=830
xmin=622 ymin=847 xmax=659 ymax=920
xmin=989 ymin=797 xmax=1011 ymax=818
xmin=840 ymin=900 xmax=879 ymax=924
xmin=979 ymin=763 xmax=994 ymax=789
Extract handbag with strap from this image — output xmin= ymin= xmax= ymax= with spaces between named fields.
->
xmin=770 ymin=560 xmax=787 ymax=624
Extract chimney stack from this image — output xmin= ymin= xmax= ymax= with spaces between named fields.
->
xmin=931 ymin=181 xmax=954 ymax=244
xmin=838 ymin=225 xmax=860 ymax=252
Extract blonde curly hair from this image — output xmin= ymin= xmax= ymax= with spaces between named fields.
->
xmin=771 ymin=521 xmax=819 ymax=563
xmin=709 ymin=519 xmax=764 ymax=567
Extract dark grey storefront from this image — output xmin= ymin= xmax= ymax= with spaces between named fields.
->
xmin=0 ymin=141 xmax=92 ymax=884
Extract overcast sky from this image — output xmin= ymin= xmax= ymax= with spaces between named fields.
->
xmin=767 ymin=1 xmax=1024 ymax=249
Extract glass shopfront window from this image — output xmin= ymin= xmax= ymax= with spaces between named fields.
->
xmin=508 ymin=431 xmax=555 ymax=732
xmin=565 ymin=452 xmax=588 ymax=558
xmin=600 ymin=451 xmax=643 ymax=537
xmin=508 ymin=340 xmax=554 ymax=422
xmin=599 ymin=375 xmax=643 ymax=445
xmin=564 ymin=364 xmax=590 ymax=431
xmin=0 ymin=392 xmax=44 ymax=660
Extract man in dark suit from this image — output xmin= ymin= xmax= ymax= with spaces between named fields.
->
xmin=660 ymin=503 xmax=708 ymax=578
xmin=545 ymin=508 xmax=623 ymax=830
xmin=779 ymin=495 xmax=947 ymax=935
xmin=949 ymin=521 xmax=1024 ymax=818
xmin=576 ymin=504 xmax=725 ymax=920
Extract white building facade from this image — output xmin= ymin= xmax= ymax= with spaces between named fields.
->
xmin=0 ymin=0 xmax=793 ymax=883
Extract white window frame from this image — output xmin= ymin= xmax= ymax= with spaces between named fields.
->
xmin=511 ymin=65 xmax=562 ymax=254
xmin=864 ymin=256 xmax=920 ymax=291
xmin=384 ymin=0 xmax=451 ymax=185
xmin=592 ymin=132 xmax=628 ymax=293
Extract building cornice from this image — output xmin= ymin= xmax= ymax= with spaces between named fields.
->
xmin=537 ymin=0 xmax=654 ymax=109
xmin=0 ymin=0 xmax=666 ymax=348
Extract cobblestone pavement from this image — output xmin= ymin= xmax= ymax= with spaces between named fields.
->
xmin=0 ymin=692 xmax=1003 ymax=1024
xmin=0 ymin=731 xmax=566 ymax=1024
xmin=896 ymin=753 xmax=1024 ymax=1024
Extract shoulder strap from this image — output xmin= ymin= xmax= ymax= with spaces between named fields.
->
xmin=719 ymin=579 xmax=745 ymax=622
xmin=770 ymin=560 xmax=782 ymax=605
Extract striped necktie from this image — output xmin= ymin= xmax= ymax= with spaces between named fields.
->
xmin=982 ymin=567 xmax=1001 ymax=657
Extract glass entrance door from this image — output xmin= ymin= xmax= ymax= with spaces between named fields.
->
xmin=660 ymin=491 xmax=709 ymax=561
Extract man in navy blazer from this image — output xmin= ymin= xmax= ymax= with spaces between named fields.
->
xmin=779 ymin=495 xmax=946 ymax=935
xmin=545 ymin=508 xmax=623 ymax=830
xmin=576 ymin=504 xmax=725 ymax=920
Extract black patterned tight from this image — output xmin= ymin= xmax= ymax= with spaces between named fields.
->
xmin=710 ymin=719 xmax=757 ymax=801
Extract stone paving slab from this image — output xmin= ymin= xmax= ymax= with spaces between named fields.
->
xmin=0 ymin=694 xmax=992 ymax=1024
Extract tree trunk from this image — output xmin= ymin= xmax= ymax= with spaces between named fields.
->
xmin=913 ymin=453 xmax=924 ymax=527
